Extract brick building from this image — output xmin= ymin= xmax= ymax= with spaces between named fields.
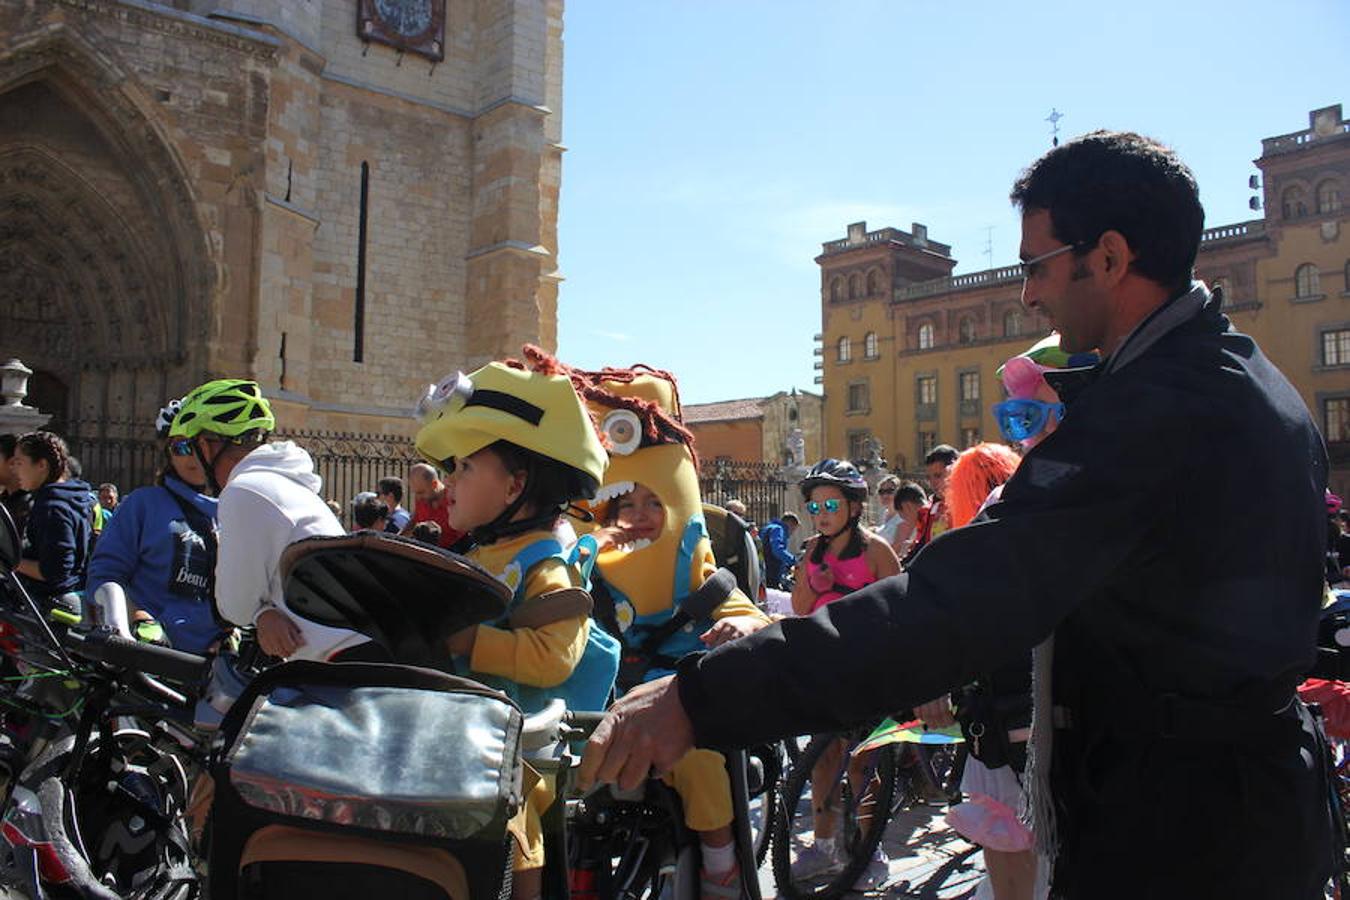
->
xmin=684 ymin=390 xmax=824 ymax=467
xmin=816 ymin=105 xmax=1350 ymax=495
xmin=0 ymin=0 xmax=564 ymax=440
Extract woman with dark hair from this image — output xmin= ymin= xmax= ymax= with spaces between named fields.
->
xmin=12 ymin=431 xmax=94 ymax=602
xmin=86 ymin=401 xmax=224 ymax=652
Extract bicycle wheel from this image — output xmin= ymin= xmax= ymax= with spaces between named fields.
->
xmin=771 ymin=733 xmax=898 ymax=900
xmin=745 ymin=741 xmax=782 ymax=867
xmin=914 ymin=743 xmax=966 ymax=805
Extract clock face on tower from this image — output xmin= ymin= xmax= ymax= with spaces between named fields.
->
xmin=357 ymin=0 xmax=446 ymax=61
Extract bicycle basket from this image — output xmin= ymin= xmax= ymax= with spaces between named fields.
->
xmin=207 ymin=661 xmax=523 ymax=900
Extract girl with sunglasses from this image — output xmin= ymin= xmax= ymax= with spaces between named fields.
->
xmin=85 ymin=400 xmax=225 ymax=653
xmin=787 ymin=459 xmax=900 ymax=890
xmin=790 ymin=459 xmax=899 ymax=618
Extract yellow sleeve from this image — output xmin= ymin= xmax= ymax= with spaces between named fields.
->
xmin=688 ymin=540 xmax=770 ymax=623
xmin=469 ymin=558 xmax=591 ymax=688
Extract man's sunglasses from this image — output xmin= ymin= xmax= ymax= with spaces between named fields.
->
xmin=993 ymin=398 xmax=1065 ymax=443
xmin=169 ymin=439 xmax=195 ymax=457
xmin=805 ymin=498 xmax=842 ymax=515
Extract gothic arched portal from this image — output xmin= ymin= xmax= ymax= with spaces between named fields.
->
xmin=0 ymin=28 xmax=216 ymax=441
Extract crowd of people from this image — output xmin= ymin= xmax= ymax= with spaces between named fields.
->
xmin=0 ymin=130 xmax=1344 ymax=900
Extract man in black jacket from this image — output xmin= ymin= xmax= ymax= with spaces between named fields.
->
xmin=580 ymin=132 xmax=1335 ymax=898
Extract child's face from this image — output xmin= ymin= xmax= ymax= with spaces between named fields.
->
xmin=806 ymin=485 xmax=851 ymax=535
xmin=613 ymin=483 xmax=665 ymax=541
xmin=445 ymin=448 xmax=522 ymax=532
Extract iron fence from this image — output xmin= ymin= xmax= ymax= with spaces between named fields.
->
xmin=53 ymin=423 xmax=791 ymax=531
xmin=698 ymin=459 xmax=790 ymax=526
xmin=56 ymin=423 xmax=420 ymax=516
xmin=61 ymin=422 xmax=161 ymax=492
xmin=278 ymin=430 xmax=420 ymax=514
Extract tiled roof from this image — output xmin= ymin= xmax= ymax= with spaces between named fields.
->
xmin=683 ymin=397 xmax=767 ymax=424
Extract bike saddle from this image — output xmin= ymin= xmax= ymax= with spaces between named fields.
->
xmin=280 ymin=532 xmax=510 ymax=668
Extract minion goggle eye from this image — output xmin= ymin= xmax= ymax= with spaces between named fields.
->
xmin=602 ymin=410 xmax=643 ymax=455
xmin=416 ymin=372 xmax=476 ymax=425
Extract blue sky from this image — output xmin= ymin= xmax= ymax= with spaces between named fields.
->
xmin=554 ymin=0 xmax=1350 ymax=404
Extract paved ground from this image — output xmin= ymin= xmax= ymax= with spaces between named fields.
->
xmin=755 ymin=801 xmax=986 ymax=899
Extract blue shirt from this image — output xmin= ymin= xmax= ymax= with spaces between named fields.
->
xmin=86 ymin=476 xmax=222 ymax=653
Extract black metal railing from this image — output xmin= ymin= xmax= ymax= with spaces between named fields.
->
xmin=56 ymin=422 xmax=420 ymax=507
xmin=56 ymin=424 xmax=793 ymax=531
xmin=277 ymin=430 xmax=420 ymax=510
xmin=698 ymin=459 xmax=790 ymax=526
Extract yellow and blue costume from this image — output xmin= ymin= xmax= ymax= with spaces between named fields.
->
xmin=572 ymin=364 xmax=768 ymax=833
xmin=414 ymin=355 xmax=620 ymax=869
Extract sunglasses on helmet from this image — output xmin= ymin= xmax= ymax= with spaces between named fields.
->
xmin=993 ymin=398 xmax=1065 ymax=443
xmin=805 ymin=498 xmax=842 ymax=515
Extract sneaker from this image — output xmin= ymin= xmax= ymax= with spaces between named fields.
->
xmin=790 ymin=841 xmax=842 ymax=880
xmin=851 ymin=847 xmax=891 ymax=892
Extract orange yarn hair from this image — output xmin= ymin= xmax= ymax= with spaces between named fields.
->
xmin=946 ymin=442 xmax=1022 ymax=529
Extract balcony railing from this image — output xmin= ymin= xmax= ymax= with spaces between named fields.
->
xmin=1200 ymin=220 xmax=1266 ymax=244
xmin=821 ymin=227 xmax=952 ymax=257
xmin=894 ymin=264 xmax=1024 ymax=302
xmin=1262 ymin=122 xmax=1350 ymax=156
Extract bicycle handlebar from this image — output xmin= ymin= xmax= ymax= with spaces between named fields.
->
xmin=62 ymin=630 xmax=209 ymax=686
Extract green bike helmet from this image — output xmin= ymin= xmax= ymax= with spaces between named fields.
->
xmin=170 ymin=379 xmax=275 ymax=440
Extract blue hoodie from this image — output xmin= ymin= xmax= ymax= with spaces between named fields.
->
xmin=87 ymin=476 xmax=222 ymax=653
xmin=21 ymin=479 xmax=95 ymax=597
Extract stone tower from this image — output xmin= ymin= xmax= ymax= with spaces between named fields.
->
xmin=0 ymin=0 xmax=565 ymax=437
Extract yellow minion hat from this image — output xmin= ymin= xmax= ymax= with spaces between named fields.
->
xmin=414 ymin=362 xmax=607 ymax=499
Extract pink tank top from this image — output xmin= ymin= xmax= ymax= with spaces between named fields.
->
xmin=806 ymin=550 xmax=876 ymax=613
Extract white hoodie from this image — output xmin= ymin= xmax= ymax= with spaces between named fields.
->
xmin=214 ymin=441 xmax=367 ymax=661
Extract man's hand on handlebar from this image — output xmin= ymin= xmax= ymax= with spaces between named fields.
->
xmin=256 ymin=609 xmax=305 ymax=658
xmin=700 ymin=615 xmax=768 ymax=648
xmin=577 ymin=675 xmax=694 ymax=792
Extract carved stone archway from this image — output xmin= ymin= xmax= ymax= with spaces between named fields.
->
xmin=0 ymin=26 xmax=217 ymax=442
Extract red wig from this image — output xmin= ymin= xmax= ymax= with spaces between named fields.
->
xmin=946 ymin=442 xmax=1022 ymax=529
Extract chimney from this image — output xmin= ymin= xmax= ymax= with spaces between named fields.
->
xmin=911 ymin=223 xmax=928 ymax=246
xmin=847 ymin=221 xmax=866 ymax=244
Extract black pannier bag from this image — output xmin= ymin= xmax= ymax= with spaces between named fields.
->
xmin=207 ymin=660 xmax=523 ymax=900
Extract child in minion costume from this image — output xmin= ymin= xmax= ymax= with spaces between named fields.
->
xmin=568 ymin=362 xmax=770 ymax=899
xmin=413 ymin=348 xmax=620 ymax=900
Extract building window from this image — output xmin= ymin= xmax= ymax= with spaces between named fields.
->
xmin=960 ymin=371 xmax=980 ymax=402
xmin=849 ymin=274 xmax=862 ymax=299
xmin=1283 ymin=185 xmax=1308 ymax=219
xmin=1324 ymin=329 xmax=1350 ymax=367
xmin=837 ymin=336 xmax=851 ymax=362
xmin=1296 ymin=264 xmax=1321 ymax=298
xmin=847 ymin=380 xmax=869 ymax=412
xmin=848 ymin=430 xmax=872 ymax=462
xmin=1326 ymin=397 xmax=1350 ymax=443
xmin=917 ymin=431 xmax=938 ymax=459
xmin=830 ymin=278 xmax=843 ymax=303
xmin=1345 ymin=260 xmax=1350 ymax=294
xmin=864 ymin=332 xmax=878 ymax=359
xmin=1317 ymin=179 xmax=1342 ymax=215
xmin=1003 ymin=309 xmax=1022 ymax=337
xmin=961 ymin=427 xmax=980 ymax=448
xmin=354 ymin=160 xmax=371 ymax=362
xmin=866 ymin=269 xmax=881 ymax=295
xmin=917 ymin=322 xmax=935 ymax=350
xmin=917 ymin=374 xmax=937 ymax=406
xmin=958 ymin=316 xmax=975 ymax=344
